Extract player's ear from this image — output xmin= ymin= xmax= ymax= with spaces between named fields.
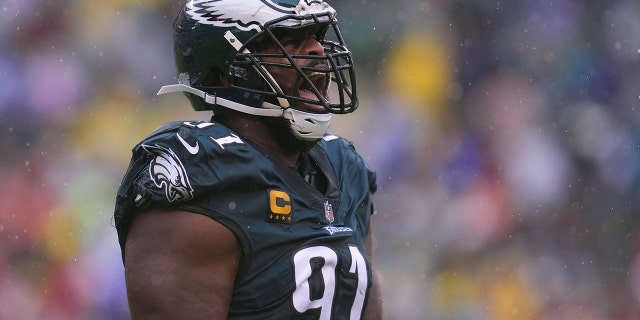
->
xmin=198 ymin=67 xmax=228 ymax=87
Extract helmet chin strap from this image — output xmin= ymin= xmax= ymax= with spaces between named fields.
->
xmin=157 ymin=84 xmax=283 ymax=117
xmin=157 ymin=84 xmax=331 ymax=141
xmin=284 ymin=108 xmax=331 ymax=140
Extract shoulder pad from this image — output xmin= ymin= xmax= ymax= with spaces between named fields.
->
xmin=140 ymin=120 xmax=248 ymax=158
xmin=319 ymin=134 xmax=377 ymax=194
xmin=127 ymin=120 xmax=255 ymax=205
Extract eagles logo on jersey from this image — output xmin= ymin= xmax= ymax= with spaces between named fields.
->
xmin=114 ymin=120 xmax=377 ymax=319
xmin=141 ymin=143 xmax=194 ymax=203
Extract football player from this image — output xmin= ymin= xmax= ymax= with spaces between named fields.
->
xmin=114 ymin=0 xmax=383 ymax=319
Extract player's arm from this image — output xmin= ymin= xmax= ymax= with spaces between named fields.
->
xmin=123 ymin=207 xmax=241 ymax=320
xmin=363 ymin=223 xmax=384 ymax=320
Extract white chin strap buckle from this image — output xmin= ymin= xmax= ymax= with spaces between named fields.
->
xmin=284 ymin=109 xmax=332 ymax=141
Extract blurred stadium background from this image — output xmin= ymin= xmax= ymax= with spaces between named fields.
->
xmin=2 ymin=0 xmax=640 ymax=319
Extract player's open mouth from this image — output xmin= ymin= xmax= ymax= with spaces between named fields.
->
xmin=298 ymin=72 xmax=327 ymax=104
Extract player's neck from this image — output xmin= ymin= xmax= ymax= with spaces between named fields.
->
xmin=221 ymin=115 xmax=301 ymax=168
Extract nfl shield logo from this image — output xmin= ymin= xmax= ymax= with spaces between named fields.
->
xmin=324 ymin=201 xmax=334 ymax=223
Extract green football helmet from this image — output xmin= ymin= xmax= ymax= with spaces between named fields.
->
xmin=158 ymin=0 xmax=358 ymax=140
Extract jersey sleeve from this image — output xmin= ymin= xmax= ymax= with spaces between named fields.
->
xmin=113 ymin=120 xmax=247 ymax=252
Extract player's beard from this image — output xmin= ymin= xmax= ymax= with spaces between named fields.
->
xmin=264 ymin=117 xmax=318 ymax=153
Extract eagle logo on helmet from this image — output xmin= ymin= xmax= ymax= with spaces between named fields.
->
xmin=185 ymin=0 xmax=332 ymax=32
xmin=142 ymin=144 xmax=194 ymax=202
xmin=186 ymin=0 xmax=295 ymax=32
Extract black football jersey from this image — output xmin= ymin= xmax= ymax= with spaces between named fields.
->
xmin=114 ymin=120 xmax=378 ymax=319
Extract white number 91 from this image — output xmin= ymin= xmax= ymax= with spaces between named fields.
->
xmin=292 ymin=245 xmax=368 ymax=320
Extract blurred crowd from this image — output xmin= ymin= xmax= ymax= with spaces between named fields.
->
xmin=1 ymin=0 xmax=640 ymax=319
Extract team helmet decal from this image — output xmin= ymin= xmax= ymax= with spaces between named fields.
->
xmin=186 ymin=0 xmax=295 ymax=32
xmin=142 ymin=144 xmax=195 ymax=202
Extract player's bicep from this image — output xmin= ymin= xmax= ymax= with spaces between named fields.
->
xmin=124 ymin=207 xmax=241 ymax=320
